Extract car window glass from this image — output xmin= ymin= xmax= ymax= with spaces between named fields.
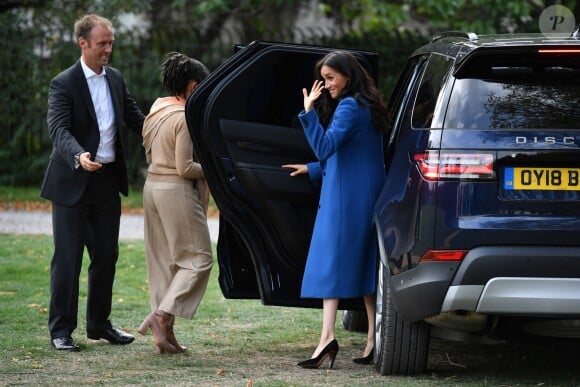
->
xmin=399 ymin=56 xmax=428 ymax=132
xmin=387 ymin=56 xmax=425 ymax=138
xmin=445 ymin=66 xmax=580 ymax=129
xmin=221 ymin=49 xmax=379 ymax=130
xmin=246 ymin=53 xmax=315 ymax=127
xmin=411 ymin=54 xmax=453 ymax=129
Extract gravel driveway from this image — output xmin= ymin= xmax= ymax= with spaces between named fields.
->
xmin=0 ymin=210 xmax=219 ymax=242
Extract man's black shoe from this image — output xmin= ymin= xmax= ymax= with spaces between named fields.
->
xmin=87 ymin=327 xmax=135 ymax=345
xmin=51 ymin=336 xmax=80 ymax=351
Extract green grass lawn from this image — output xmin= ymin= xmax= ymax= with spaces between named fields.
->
xmin=0 ymin=235 xmax=400 ymax=386
xmin=1 ymin=189 xmax=579 ymax=385
xmin=0 ymin=185 xmax=144 ymax=212
xmin=1 ymin=235 xmax=579 ymax=386
xmin=0 ymin=185 xmax=218 ymax=216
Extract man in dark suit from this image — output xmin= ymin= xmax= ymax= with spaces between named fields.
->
xmin=41 ymin=14 xmax=145 ymax=351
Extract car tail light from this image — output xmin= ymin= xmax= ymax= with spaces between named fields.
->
xmin=538 ymin=49 xmax=580 ymax=54
xmin=413 ymin=152 xmax=495 ymax=180
xmin=420 ymin=250 xmax=467 ymax=262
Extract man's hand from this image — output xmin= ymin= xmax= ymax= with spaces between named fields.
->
xmin=78 ymin=152 xmax=103 ymax=172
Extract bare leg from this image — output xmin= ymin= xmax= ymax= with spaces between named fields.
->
xmin=312 ymin=298 xmax=339 ymax=358
xmin=363 ymin=294 xmax=375 ymax=356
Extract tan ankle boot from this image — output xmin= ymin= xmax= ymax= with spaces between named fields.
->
xmin=138 ymin=311 xmax=179 ymax=354
xmin=166 ymin=314 xmax=186 ymax=352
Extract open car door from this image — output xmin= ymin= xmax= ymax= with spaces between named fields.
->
xmin=185 ymin=41 xmax=379 ymax=309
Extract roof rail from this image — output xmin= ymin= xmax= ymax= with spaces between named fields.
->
xmin=431 ymin=31 xmax=479 ymax=42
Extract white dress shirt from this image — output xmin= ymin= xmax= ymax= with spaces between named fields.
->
xmin=80 ymin=57 xmax=116 ymax=163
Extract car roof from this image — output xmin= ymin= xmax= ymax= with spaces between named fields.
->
xmin=411 ymin=31 xmax=580 ymax=76
xmin=412 ymin=31 xmax=580 ymax=59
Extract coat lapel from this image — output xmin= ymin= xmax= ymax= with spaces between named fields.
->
xmin=73 ymin=61 xmax=98 ymax=124
xmin=105 ymin=68 xmax=123 ymax=130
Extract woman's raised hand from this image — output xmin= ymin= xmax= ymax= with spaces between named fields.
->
xmin=302 ymin=80 xmax=324 ymax=112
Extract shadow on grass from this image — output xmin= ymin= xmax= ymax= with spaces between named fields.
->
xmin=428 ymin=338 xmax=580 ymax=384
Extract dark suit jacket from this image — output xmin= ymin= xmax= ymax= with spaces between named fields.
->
xmin=41 ymin=60 xmax=144 ymax=206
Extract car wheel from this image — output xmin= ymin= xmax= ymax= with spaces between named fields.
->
xmin=342 ymin=310 xmax=368 ymax=332
xmin=374 ymin=259 xmax=430 ymax=375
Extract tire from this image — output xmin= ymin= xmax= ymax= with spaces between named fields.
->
xmin=374 ymin=259 xmax=430 ymax=375
xmin=342 ymin=309 xmax=368 ymax=333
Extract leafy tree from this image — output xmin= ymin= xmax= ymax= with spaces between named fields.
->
xmin=3 ymin=0 xmax=577 ymax=186
xmin=0 ymin=1 xmax=149 ymax=185
xmin=146 ymin=0 xmax=310 ymax=58
xmin=321 ymin=0 xmax=577 ymax=34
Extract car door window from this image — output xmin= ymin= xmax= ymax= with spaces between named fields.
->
xmin=411 ymin=54 xmax=454 ymax=129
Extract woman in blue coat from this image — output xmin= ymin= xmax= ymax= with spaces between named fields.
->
xmin=284 ymin=50 xmax=388 ymax=369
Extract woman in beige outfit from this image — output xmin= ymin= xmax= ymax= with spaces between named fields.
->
xmin=138 ymin=52 xmax=213 ymax=354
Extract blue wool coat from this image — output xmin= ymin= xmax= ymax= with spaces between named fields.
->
xmin=299 ymin=97 xmax=385 ymax=299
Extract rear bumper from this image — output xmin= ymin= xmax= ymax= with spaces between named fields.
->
xmin=390 ymin=246 xmax=580 ymax=322
xmin=389 ymin=261 xmax=460 ymax=322
xmin=443 ymin=277 xmax=580 ymax=315
xmin=451 ymin=246 xmax=580 ymax=285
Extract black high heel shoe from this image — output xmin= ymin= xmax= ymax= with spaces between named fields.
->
xmin=297 ymin=339 xmax=339 ymax=369
xmin=353 ymin=347 xmax=374 ymax=365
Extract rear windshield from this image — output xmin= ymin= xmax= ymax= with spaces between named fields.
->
xmin=445 ymin=66 xmax=580 ymax=129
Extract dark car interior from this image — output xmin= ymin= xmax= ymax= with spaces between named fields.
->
xmin=187 ymin=42 xmax=379 ymax=308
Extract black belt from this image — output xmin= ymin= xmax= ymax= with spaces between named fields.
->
xmin=96 ymin=161 xmax=115 ymax=173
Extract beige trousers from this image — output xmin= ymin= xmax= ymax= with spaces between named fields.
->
xmin=143 ymin=179 xmax=213 ymax=319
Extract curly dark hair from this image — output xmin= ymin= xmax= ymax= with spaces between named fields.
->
xmin=161 ymin=52 xmax=209 ymax=97
xmin=314 ymin=50 xmax=389 ymax=132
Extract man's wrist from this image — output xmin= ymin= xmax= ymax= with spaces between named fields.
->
xmin=74 ymin=152 xmax=83 ymax=169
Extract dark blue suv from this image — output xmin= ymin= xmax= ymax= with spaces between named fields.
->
xmin=186 ymin=31 xmax=580 ymax=376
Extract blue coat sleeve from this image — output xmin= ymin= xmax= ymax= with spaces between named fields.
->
xmin=298 ymin=97 xmax=359 ymax=161
xmin=306 ymin=161 xmax=322 ymax=181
